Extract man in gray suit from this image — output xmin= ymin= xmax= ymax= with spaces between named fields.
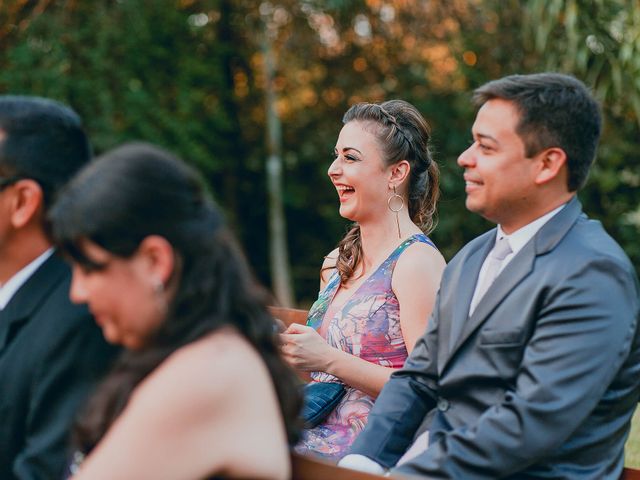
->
xmin=340 ymin=73 xmax=640 ymax=478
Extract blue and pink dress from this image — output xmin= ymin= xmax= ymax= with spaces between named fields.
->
xmin=296 ymin=233 xmax=436 ymax=460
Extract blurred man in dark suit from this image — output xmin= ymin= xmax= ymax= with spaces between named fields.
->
xmin=0 ymin=96 xmax=118 ymax=479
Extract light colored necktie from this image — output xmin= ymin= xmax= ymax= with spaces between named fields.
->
xmin=471 ymin=236 xmax=513 ymax=313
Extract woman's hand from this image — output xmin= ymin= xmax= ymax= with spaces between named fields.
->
xmin=280 ymin=323 xmax=335 ymax=372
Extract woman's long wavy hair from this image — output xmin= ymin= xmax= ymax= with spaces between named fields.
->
xmin=334 ymin=99 xmax=440 ymax=284
xmin=49 ymin=142 xmax=302 ymax=452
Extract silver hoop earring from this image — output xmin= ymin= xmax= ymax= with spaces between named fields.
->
xmin=387 ymin=185 xmax=404 ymax=239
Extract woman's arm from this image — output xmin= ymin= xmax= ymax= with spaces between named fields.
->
xmin=281 ymin=322 xmax=393 ymax=397
xmin=392 ymin=242 xmax=446 ymax=353
xmin=281 ymin=243 xmax=445 ymax=398
xmin=73 ymin=332 xmax=289 ymax=480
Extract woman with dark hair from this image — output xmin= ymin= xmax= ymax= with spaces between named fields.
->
xmin=50 ymin=143 xmax=301 ymax=479
xmin=280 ymin=100 xmax=446 ymax=459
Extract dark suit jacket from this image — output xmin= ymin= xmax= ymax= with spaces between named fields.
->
xmin=0 ymin=252 xmax=118 ymax=480
xmin=350 ymin=197 xmax=640 ymax=479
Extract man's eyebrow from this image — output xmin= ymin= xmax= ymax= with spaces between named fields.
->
xmin=476 ymin=133 xmax=499 ymax=144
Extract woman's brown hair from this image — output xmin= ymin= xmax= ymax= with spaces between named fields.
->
xmin=333 ymin=100 xmax=439 ymax=284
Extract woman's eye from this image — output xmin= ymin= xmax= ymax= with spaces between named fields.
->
xmin=78 ymin=262 xmax=107 ymax=274
xmin=332 ymin=151 xmax=359 ymax=162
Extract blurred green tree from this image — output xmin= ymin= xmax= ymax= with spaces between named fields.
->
xmin=0 ymin=0 xmax=636 ymax=305
xmin=522 ymin=0 xmax=640 ymax=277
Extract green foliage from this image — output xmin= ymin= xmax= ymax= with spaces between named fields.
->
xmin=627 ymin=405 xmax=640 ymax=467
xmin=522 ymin=0 xmax=640 ymax=275
xmin=0 ymin=0 xmax=637 ymax=304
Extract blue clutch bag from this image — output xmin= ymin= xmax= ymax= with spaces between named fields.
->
xmin=301 ymin=381 xmax=346 ymax=428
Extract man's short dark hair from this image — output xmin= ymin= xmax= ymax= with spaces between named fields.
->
xmin=473 ymin=73 xmax=601 ymax=191
xmin=0 ymin=95 xmax=92 ymax=209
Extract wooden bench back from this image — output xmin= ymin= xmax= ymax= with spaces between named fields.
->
xmin=291 ymin=452 xmax=385 ymax=480
xmin=622 ymin=466 xmax=640 ymax=480
xmin=289 ymin=452 xmax=640 ymax=479
xmin=271 ymin=303 xmax=640 ymax=480
xmin=268 ymin=306 xmax=309 ymax=328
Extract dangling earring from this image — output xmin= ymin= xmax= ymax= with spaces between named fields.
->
xmin=387 ymin=185 xmax=404 ymax=239
xmin=151 ymin=277 xmax=168 ymax=318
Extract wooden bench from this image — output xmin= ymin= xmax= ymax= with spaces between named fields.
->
xmin=270 ymin=306 xmax=640 ymax=480
xmin=622 ymin=466 xmax=640 ymax=480
xmin=291 ymin=453 xmax=640 ymax=479
xmin=291 ymin=452 xmax=384 ymax=480
xmin=269 ymin=306 xmax=309 ymax=328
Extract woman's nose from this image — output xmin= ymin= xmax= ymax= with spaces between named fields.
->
xmin=328 ymin=157 xmax=341 ymax=177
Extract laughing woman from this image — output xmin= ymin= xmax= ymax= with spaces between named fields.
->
xmin=51 ymin=143 xmax=301 ymax=480
xmin=280 ymin=100 xmax=446 ymax=460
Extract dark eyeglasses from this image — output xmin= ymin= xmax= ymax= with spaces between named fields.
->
xmin=0 ymin=175 xmax=24 ymax=191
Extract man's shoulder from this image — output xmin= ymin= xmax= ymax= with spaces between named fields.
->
xmin=557 ymin=214 xmax=636 ymax=275
xmin=573 ymin=214 xmax=631 ymax=255
xmin=27 ymin=258 xmax=91 ymax=327
xmin=447 ymin=229 xmax=495 ymax=266
xmin=9 ymin=256 xmax=103 ymax=355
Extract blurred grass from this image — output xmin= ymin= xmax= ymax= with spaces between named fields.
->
xmin=626 ymin=406 xmax=640 ymax=467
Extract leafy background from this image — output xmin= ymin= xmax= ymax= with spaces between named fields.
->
xmin=1 ymin=0 xmax=639 ymax=466
xmin=1 ymin=0 xmax=637 ymax=306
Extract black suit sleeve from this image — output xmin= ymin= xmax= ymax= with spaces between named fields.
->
xmin=12 ymin=311 xmax=116 ymax=480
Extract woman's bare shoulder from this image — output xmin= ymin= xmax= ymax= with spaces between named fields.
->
xmin=395 ymin=240 xmax=446 ymax=277
xmin=83 ymin=330 xmax=286 ymax=479
xmin=134 ymin=329 xmax=264 ymax=406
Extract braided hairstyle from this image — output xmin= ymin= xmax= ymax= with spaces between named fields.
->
xmin=333 ymin=100 xmax=439 ymax=284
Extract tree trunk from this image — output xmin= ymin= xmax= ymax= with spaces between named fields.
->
xmin=263 ymin=24 xmax=294 ymax=307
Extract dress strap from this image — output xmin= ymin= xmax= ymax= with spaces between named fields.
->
xmin=384 ymin=233 xmax=435 ymax=265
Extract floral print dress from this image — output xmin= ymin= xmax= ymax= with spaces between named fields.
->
xmin=295 ymin=233 xmax=436 ymax=460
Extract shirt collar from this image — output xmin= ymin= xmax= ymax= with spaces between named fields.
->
xmin=0 ymin=248 xmax=55 ymax=310
xmin=496 ymin=203 xmax=567 ymax=255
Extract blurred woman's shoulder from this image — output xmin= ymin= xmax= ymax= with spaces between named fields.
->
xmin=149 ymin=328 xmax=269 ymax=394
xmin=126 ymin=328 xmax=289 ymax=478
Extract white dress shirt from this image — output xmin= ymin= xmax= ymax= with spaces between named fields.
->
xmin=468 ymin=204 xmax=566 ymax=315
xmin=0 ymin=248 xmax=54 ymax=311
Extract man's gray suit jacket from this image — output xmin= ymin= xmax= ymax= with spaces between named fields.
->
xmin=350 ymin=197 xmax=640 ymax=479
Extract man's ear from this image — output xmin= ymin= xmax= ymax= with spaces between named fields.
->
xmin=535 ymin=147 xmax=567 ymax=186
xmin=136 ymin=235 xmax=175 ymax=286
xmin=10 ymin=179 xmax=44 ymax=229
xmin=389 ymin=160 xmax=411 ymax=187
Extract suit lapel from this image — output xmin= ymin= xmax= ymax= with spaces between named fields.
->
xmin=442 ymin=196 xmax=584 ymax=370
xmin=448 ymin=238 xmax=493 ymax=350
xmin=437 ymin=231 xmax=495 ymax=374
xmin=451 ymin=243 xmax=536 ymax=355
xmin=0 ymin=253 xmax=68 ymax=353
